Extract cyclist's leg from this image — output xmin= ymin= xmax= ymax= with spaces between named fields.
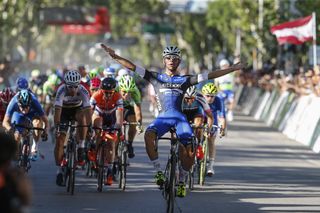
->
xmin=225 ymin=90 xmax=235 ymax=121
xmin=193 ymin=115 xmax=204 ymax=142
xmin=177 ymin=125 xmax=195 ymax=171
xmin=75 ymin=107 xmax=90 ymax=165
xmin=102 ymin=112 xmax=117 ymax=185
xmin=31 ymin=117 xmax=43 ymax=159
xmin=76 ymin=107 xmax=88 ymax=147
xmin=11 ymin=112 xmax=30 ymax=150
xmin=145 ymin=114 xmax=172 ymax=186
xmin=176 ymin=116 xmax=194 ymax=197
xmin=207 ymin=130 xmax=217 ymax=176
xmin=54 ymin=108 xmax=72 ymax=185
xmin=92 ymin=112 xmax=103 ymax=144
xmin=145 ymin=115 xmax=171 ymax=167
xmin=125 ymin=107 xmax=136 ymax=158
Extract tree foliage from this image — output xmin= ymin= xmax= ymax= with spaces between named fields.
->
xmin=1 ymin=0 xmax=320 ymax=70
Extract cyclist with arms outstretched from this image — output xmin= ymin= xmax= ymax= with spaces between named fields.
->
xmin=101 ymin=44 xmax=243 ymax=197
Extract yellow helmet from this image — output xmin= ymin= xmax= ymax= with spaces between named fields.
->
xmin=202 ymin=82 xmax=218 ymax=95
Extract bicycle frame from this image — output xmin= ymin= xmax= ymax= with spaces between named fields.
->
xmin=58 ymin=122 xmax=89 ymax=195
xmin=93 ymin=126 xmax=121 ymax=192
xmin=61 ymin=122 xmax=77 ymax=195
xmin=116 ymin=121 xmax=140 ymax=190
xmin=157 ymin=128 xmax=180 ymax=213
xmin=197 ymin=124 xmax=219 ymax=186
xmin=14 ymin=123 xmax=44 ymax=173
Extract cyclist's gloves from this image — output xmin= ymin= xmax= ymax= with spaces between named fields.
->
xmin=54 ymin=124 xmax=61 ymax=137
xmin=41 ymin=131 xmax=48 ymax=141
xmin=136 ymin=122 xmax=144 ymax=134
xmin=87 ymin=125 xmax=94 ymax=138
xmin=6 ymin=127 xmax=15 ymax=135
xmin=220 ymin=128 xmax=225 ymax=137
xmin=203 ymin=126 xmax=210 ymax=137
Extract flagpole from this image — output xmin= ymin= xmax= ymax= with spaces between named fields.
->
xmin=312 ymin=12 xmax=317 ymax=68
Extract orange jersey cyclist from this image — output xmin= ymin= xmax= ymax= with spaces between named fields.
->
xmin=90 ymin=77 xmax=124 ymax=186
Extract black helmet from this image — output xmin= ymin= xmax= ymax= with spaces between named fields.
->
xmin=18 ymin=89 xmax=32 ymax=107
xmin=101 ymin=77 xmax=117 ymax=90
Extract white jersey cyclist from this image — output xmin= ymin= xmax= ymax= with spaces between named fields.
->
xmin=55 ymin=84 xmax=90 ymax=108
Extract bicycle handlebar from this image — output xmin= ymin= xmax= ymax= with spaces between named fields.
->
xmin=92 ymin=126 xmax=121 ymax=132
xmin=190 ymin=123 xmax=219 ymax=129
xmin=123 ymin=121 xmax=141 ymax=126
xmin=13 ymin=124 xmax=45 ymax=131
xmin=56 ymin=123 xmax=91 ymax=128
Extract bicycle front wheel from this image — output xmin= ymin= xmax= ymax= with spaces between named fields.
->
xmin=118 ymin=143 xmax=127 ymax=191
xmin=97 ymin=145 xmax=105 ymax=192
xmin=199 ymin=139 xmax=208 ymax=186
xmin=188 ymin=165 xmax=195 ymax=190
xmin=67 ymin=142 xmax=76 ymax=195
xmin=166 ymin=155 xmax=176 ymax=213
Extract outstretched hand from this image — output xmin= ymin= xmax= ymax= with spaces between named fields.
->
xmin=231 ymin=61 xmax=247 ymax=71
xmin=100 ymin=43 xmax=116 ymax=58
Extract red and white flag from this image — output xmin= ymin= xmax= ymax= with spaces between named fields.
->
xmin=270 ymin=15 xmax=314 ymax=45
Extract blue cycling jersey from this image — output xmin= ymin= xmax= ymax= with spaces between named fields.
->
xmin=182 ymin=98 xmax=204 ymax=119
xmin=208 ymin=96 xmax=225 ymax=126
xmin=136 ymin=66 xmax=208 ymax=113
xmin=6 ymin=93 xmax=45 ymax=121
xmin=135 ymin=66 xmax=209 ymax=145
xmin=182 ymin=92 xmax=210 ymax=122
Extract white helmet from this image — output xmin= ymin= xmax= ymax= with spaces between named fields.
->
xmin=117 ymin=68 xmax=130 ymax=77
xmin=162 ymin=46 xmax=181 ymax=58
xmin=219 ymin=59 xmax=230 ymax=69
xmin=185 ymin=86 xmax=197 ymax=98
xmin=64 ymin=70 xmax=81 ymax=85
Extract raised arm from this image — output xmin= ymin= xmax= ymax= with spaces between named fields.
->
xmin=207 ymin=63 xmax=245 ymax=80
xmin=101 ymin=43 xmax=136 ymax=71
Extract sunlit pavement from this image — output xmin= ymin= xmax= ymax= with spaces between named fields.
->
xmin=29 ymin=101 xmax=320 ymax=213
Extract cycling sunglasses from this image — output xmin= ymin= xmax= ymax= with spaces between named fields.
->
xmin=165 ymin=55 xmax=180 ymax=61
xmin=205 ymin=94 xmax=215 ymax=98
xmin=66 ymin=84 xmax=79 ymax=89
xmin=90 ymin=87 xmax=99 ymax=92
xmin=120 ymin=90 xmax=130 ymax=94
xmin=18 ymin=103 xmax=30 ymax=109
xmin=103 ymin=90 xmax=115 ymax=96
xmin=184 ymin=97 xmax=195 ymax=101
